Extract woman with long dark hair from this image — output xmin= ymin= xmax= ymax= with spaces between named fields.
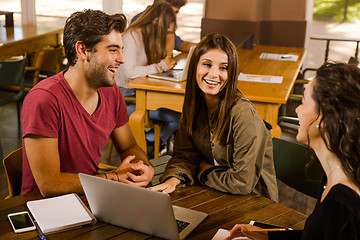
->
xmin=115 ymin=0 xmax=180 ymax=146
xmin=227 ymin=62 xmax=360 ymax=239
xmin=150 ymin=33 xmax=278 ymax=201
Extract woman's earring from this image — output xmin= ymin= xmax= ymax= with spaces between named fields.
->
xmin=316 ymin=124 xmax=319 ymax=129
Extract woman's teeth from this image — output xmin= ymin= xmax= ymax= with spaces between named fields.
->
xmin=204 ymin=79 xmax=219 ymax=85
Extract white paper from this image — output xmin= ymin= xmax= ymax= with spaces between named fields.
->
xmin=259 ymin=53 xmax=299 ymax=61
xmin=212 ymin=228 xmax=250 ymax=240
xmin=238 ymin=73 xmax=283 ymax=84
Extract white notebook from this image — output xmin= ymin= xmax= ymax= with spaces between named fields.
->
xmin=27 ymin=193 xmax=96 ymax=234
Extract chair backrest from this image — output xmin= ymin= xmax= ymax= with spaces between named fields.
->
xmin=29 ymin=46 xmax=63 ymax=87
xmin=3 ymin=148 xmax=23 ymax=199
xmin=0 ymin=56 xmax=26 ymax=89
xmin=272 ymin=138 xmax=324 ymax=199
xmin=32 ymin=46 xmax=63 ymax=73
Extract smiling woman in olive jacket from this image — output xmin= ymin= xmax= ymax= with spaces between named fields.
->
xmin=150 ymin=33 xmax=278 ymax=202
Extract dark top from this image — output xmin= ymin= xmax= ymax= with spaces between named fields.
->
xmin=269 ymin=184 xmax=360 ymax=240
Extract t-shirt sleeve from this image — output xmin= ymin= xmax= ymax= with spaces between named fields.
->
xmin=174 ymin=34 xmax=183 ymax=51
xmin=22 ymin=89 xmax=60 ymax=139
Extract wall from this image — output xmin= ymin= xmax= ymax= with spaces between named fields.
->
xmin=202 ymin=0 xmax=313 ymax=48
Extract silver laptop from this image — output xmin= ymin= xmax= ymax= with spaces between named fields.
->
xmin=147 ymin=46 xmax=195 ymax=82
xmin=79 ymin=173 xmax=207 ymax=240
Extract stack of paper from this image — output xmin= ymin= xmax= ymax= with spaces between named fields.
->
xmin=238 ymin=73 xmax=283 ymax=84
xmin=212 ymin=228 xmax=250 ymax=240
xmin=259 ymin=53 xmax=299 ymax=61
xmin=27 ymin=193 xmax=96 ymax=234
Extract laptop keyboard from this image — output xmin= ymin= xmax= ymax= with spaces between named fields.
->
xmin=169 ymin=71 xmax=183 ymax=79
xmin=176 ymin=219 xmax=190 ymax=233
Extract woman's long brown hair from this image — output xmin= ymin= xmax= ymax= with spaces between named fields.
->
xmin=182 ymin=33 xmax=241 ymax=142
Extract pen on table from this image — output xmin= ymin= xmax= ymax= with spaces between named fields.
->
xmin=247 ymin=228 xmax=289 ymax=232
xmin=250 ymin=75 xmax=273 ymax=78
xmin=33 ymin=219 xmax=46 ymax=240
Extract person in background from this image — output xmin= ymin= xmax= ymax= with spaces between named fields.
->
xmin=227 ymin=62 xmax=360 ymax=239
xmin=132 ymin=0 xmax=197 ymax=53
xmin=21 ymin=9 xmax=154 ymax=197
xmin=115 ymin=0 xmax=181 ymax=152
xmin=149 ymin=33 xmax=279 ymax=202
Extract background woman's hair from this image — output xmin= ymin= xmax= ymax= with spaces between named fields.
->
xmin=63 ymin=9 xmax=127 ymax=66
xmin=127 ymin=0 xmax=176 ymax=64
xmin=182 ymin=33 xmax=241 ymax=142
xmin=154 ymin=0 xmax=187 ymax=8
xmin=314 ymin=61 xmax=360 ymax=187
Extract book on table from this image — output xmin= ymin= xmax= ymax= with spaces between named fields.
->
xmin=26 ymin=193 xmax=96 ymax=234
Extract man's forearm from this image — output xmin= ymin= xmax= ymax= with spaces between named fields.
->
xmin=119 ymin=144 xmax=150 ymax=165
xmin=37 ymin=172 xmax=84 ymax=197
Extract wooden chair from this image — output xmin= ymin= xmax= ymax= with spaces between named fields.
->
xmin=0 ymin=46 xmax=63 ymax=92
xmin=3 ymin=148 xmax=23 ymax=199
xmin=272 ymin=137 xmax=324 ymax=199
xmin=0 ymin=55 xmax=26 ymax=126
xmin=24 ymin=45 xmax=63 ymax=92
xmin=3 ymin=147 xmax=118 ymax=199
xmin=106 ymin=97 xmax=162 ymax=161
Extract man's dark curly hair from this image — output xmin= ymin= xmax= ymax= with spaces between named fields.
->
xmin=63 ymin=9 xmax=127 ymax=66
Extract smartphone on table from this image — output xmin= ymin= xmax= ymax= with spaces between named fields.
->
xmin=250 ymin=220 xmax=293 ymax=230
xmin=8 ymin=211 xmax=36 ymax=233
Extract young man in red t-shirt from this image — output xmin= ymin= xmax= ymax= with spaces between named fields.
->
xmin=21 ymin=9 xmax=154 ymax=197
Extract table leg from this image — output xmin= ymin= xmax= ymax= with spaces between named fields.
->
xmin=252 ymin=102 xmax=282 ymax=138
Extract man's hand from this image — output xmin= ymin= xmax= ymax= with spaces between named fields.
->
xmin=148 ymin=177 xmax=180 ymax=194
xmin=115 ymin=155 xmax=154 ymax=187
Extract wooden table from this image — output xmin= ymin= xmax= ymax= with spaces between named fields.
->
xmin=0 ymin=185 xmax=307 ymax=239
xmin=0 ymin=24 xmax=63 ymax=60
xmin=127 ymin=45 xmax=306 ymax=153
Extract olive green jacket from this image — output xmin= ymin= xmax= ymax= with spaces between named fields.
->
xmin=160 ymin=98 xmax=279 ymax=202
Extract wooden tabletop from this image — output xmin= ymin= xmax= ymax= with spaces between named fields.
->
xmin=236 ymin=45 xmax=305 ymax=104
xmin=0 ymin=24 xmax=63 ymax=59
xmin=128 ymin=45 xmax=306 ymax=105
xmin=0 ymin=185 xmax=307 ymax=239
xmin=0 ymin=24 xmax=62 ymax=44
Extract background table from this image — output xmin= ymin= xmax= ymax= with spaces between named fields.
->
xmin=0 ymin=24 xmax=63 ymax=60
xmin=127 ymin=45 xmax=306 ymax=153
xmin=0 ymin=185 xmax=307 ymax=239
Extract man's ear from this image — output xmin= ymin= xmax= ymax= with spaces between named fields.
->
xmin=75 ymin=41 xmax=88 ymax=61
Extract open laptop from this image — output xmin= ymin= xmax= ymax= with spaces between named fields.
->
xmin=147 ymin=46 xmax=195 ymax=82
xmin=79 ymin=173 xmax=207 ymax=240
